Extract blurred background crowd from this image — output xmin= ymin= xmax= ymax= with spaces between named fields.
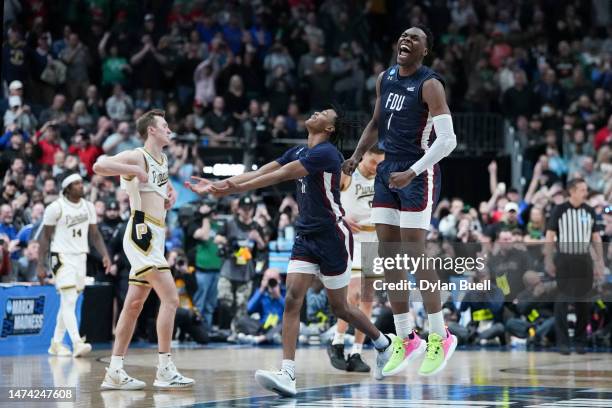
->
xmin=1 ymin=0 xmax=611 ymax=350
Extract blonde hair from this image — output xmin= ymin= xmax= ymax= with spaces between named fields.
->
xmin=136 ymin=109 xmax=165 ymax=140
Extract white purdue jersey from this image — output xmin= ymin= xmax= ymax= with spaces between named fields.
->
xmin=120 ymin=147 xmax=169 ymax=201
xmin=42 ymin=196 xmax=97 ymax=254
xmin=341 ymin=168 xmax=376 ymax=242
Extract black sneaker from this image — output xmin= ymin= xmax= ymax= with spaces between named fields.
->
xmin=575 ymin=345 xmax=586 ymax=355
xmin=346 ymin=353 xmax=371 ymax=372
xmin=559 ymin=345 xmax=571 ymax=355
xmin=327 ymin=343 xmax=347 ymax=370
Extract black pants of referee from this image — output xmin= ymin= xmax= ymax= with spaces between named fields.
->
xmin=554 ymin=253 xmax=593 ymax=348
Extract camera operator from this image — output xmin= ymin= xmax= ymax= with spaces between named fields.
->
xmin=168 ymin=249 xmax=208 ymax=344
xmin=234 ymin=268 xmax=286 ymax=344
xmin=216 ymin=196 xmax=267 ymax=336
xmin=189 ymin=200 xmax=223 ymax=329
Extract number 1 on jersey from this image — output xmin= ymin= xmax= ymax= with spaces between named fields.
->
xmin=387 ymin=112 xmax=394 ymax=130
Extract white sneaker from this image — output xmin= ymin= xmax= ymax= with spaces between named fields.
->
xmin=48 ymin=341 xmax=72 ymax=357
xmin=153 ymin=362 xmax=194 ymax=388
xmin=254 ymin=369 xmax=297 ymax=397
xmin=101 ymin=367 xmax=146 ymax=390
xmin=73 ymin=341 xmax=92 ymax=358
xmin=374 ymin=334 xmax=395 ymax=380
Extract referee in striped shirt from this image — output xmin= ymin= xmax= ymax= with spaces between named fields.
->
xmin=545 ymin=178 xmax=605 ymax=355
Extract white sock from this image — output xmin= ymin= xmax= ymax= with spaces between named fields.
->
xmin=53 ymin=310 xmax=66 ymax=343
xmin=428 ymin=311 xmax=447 ymax=338
xmin=159 ymin=353 xmax=171 ymax=368
xmin=351 ymin=343 xmax=363 ymax=355
xmin=332 ymin=331 xmax=345 ymax=345
xmin=372 ymin=333 xmax=390 ymax=350
xmin=109 ymin=355 xmax=123 ymax=370
xmin=281 ymin=359 xmax=295 ymax=379
xmin=393 ymin=312 xmax=414 ymax=339
xmin=60 ymin=290 xmax=81 ymax=344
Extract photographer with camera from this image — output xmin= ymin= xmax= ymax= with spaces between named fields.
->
xmin=189 ymin=201 xmax=223 ymax=329
xmin=168 ymin=249 xmax=208 ymax=344
xmin=234 ymin=268 xmax=286 ymax=344
xmin=216 ymin=196 xmax=267 ymax=337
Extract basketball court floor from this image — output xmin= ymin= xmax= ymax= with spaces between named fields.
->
xmin=2 ymin=343 xmax=612 ymax=407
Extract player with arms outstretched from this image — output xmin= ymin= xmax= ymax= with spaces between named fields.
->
xmin=343 ymin=26 xmax=458 ymax=377
xmin=187 ymin=108 xmax=394 ymax=396
xmin=93 ymin=109 xmax=193 ymax=389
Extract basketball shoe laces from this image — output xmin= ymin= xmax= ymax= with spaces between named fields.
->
xmin=425 ymin=334 xmax=442 ymax=360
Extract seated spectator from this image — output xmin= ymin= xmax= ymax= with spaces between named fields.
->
xmin=71 ymin=100 xmax=93 ymax=131
xmin=102 ymin=121 xmax=141 ymax=155
xmin=105 ymin=84 xmax=134 ymax=122
xmin=3 ymin=96 xmax=37 ymax=134
xmin=39 ymin=94 xmax=67 ymax=124
xmin=505 ymin=271 xmax=556 ymax=348
xmin=457 ymin=269 xmax=506 ymax=345
xmin=13 ymin=240 xmax=39 ymax=282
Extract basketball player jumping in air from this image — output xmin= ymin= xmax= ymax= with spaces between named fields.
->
xmin=187 ymin=108 xmax=394 ymax=396
xmin=37 ymin=173 xmax=110 ymax=358
xmin=343 ymin=26 xmax=458 ymax=377
xmin=94 ymin=110 xmax=194 ymax=389
xmin=327 ymin=146 xmax=385 ymax=373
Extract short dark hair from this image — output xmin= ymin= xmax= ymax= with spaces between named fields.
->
xmin=136 ymin=109 xmax=165 ymax=140
xmin=567 ymin=177 xmax=587 ymax=191
xmin=415 ymin=24 xmax=434 ymax=51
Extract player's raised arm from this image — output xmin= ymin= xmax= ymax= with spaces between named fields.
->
xmin=93 ymin=150 xmax=148 ymax=182
xmin=343 ymin=71 xmax=384 ymax=175
xmin=213 ymin=160 xmax=308 ymax=196
xmin=407 ymin=78 xmax=456 ymax=177
xmin=186 ymin=160 xmax=282 ymax=195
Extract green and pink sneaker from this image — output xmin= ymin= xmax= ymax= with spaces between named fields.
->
xmin=381 ymin=331 xmax=426 ymax=377
xmin=418 ymin=328 xmax=457 ymax=376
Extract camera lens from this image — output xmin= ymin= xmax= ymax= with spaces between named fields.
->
xmin=268 ymin=278 xmax=278 ymax=288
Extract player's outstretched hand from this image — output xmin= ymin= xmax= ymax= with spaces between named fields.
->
xmin=210 ymin=180 xmax=241 ymax=197
xmin=342 ymin=156 xmax=361 ymax=176
xmin=389 ymin=169 xmax=416 ymax=189
xmin=185 ymin=176 xmax=213 ymax=195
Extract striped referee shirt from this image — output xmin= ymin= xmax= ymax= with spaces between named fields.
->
xmin=546 ymin=202 xmax=600 ymax=254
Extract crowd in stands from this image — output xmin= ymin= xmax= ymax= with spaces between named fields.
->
xmin=1 ymin=1 xmax=611 ymax=350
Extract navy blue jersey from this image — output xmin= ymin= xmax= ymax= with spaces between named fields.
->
xmin=378 ymin=65 xmax=445 ymax=159
xmin=276 ymin=142 xmax=345 ymax=234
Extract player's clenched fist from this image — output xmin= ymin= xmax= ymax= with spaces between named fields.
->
xmin=342 ymin=156 xmax=361 ymax=176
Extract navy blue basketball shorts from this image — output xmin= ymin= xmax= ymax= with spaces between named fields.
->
xmin=372 ymin=158 xmax=441 ymax=230
xmin=287 ymin=220 xmax=353 ymax=289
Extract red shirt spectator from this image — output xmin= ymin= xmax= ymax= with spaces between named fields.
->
xmin=68 ymin=131 xmax=103 ymax=175
xmin=594 ymin=115 xmax=612 ymax=150
xmin=36 ymin=125 xmax=62 ymax=166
